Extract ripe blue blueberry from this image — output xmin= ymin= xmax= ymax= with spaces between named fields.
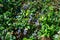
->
xmin=23 ymin=4 xmax=29 ymax=10
xmin=23 ymin=29 xmax=27 ymax=35
xmin=35 ymin=20 xmax=39 ymax=26
xmin=32 ymin=33 xmax=37 ymax=36
xmin=17 ymin=28 xmax=21 ymax=34
xmin=34 ymin=19 xmax=37 ymax=22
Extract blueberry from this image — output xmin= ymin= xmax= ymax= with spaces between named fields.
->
xmin=17 ymin=28 xmax=21 ymax=34
xmin=23 ymin=29 xmax=27 ymax=35
xmin=35 ymin=20 xmax=39 ymax=26
xmin=34 ymin=19 xmax=37 ymax=22
xmin=32 ymin=33 xmax=37 ymax=36
xmin=23 ymin=4 xmax=29 ymax=10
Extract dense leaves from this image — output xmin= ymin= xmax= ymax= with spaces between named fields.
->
xmin=0 ymin=0 xmax=60 ymax=40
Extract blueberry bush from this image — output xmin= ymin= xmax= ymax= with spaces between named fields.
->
xmin=0 ymin=0 xmax=60 ymax=40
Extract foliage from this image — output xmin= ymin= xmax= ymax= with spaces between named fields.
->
xmin=0 ymin=0 xmax=60 ymax=40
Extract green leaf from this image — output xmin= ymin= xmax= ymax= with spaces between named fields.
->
xmin=0 ymin=0 xmax=2 ymax=2
xmin=49 ymin=6 xmax=54 ymax=10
